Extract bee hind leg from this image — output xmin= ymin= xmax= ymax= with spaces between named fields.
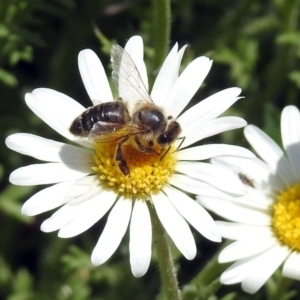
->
xmin=116 ymin=136 xmax=130 ymax=176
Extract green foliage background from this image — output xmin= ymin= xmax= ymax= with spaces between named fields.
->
xmin=1 ymin=0 xmax=300 ymax=299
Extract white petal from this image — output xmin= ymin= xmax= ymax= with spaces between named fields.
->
xmin=281 ymin=105 xmax=300 ymax=182
xmin=176 ymin=162 xmax=245 ymax=196
xmin=129 ymin=201 xmax=152 ymax=277
xmin=152 ymin=191 xmax=196 ymax=260
xmin=181 ymin=117 xmax=247 ymax=149
xmin=211 ymin=156 xmax=285 ymax=192
xmin=64 ymin=175 xmax=101 ymax=205
xmin=219 ymin=237 xmax=277 ymax=263
xmin=216 ymin=221 xmax=272 ymax=241
xmin=41 ymin=204 xmax=73 ymax=232
xmin=220 ymin=261 xmax=246 ymax=285
xmin=198 ymin=197 xmax=271 ymax=225
xmin=151 ymin=44 xmax=187 ymax=107
xmin=164 ymin=57 xmax=213 ymax=118
xmin=176 ymin=144 xmax=255 ymax=161
xmin=223 ymin=191 xmax=268 ymax=211
xmin=206 ymin=160 xmax=273 ymax=209
xmin=10 ymin=163 xmax=92 ymax=185
xmin=178 ymin=87 xmax=242 ymax=130
xmin=5 ymin=133 xmax=93 ymax=163
xmin=78 ymin=49 xmax=113 ymax=104
xmin=22 ymin=181 xmax=75 ymax=216
xmin=91 ymin=197 xmax=132 ymax=265
xmin=168 ymin=174 xmax=232 ymax=198
xmin=232 ymin=185 xmax=272 ymax=210
xmin=25 ymin=89 xmax=90 ymax=147
xmin=241 ymin=245 xmax=289 ymax=294
xmin=164 ymin=185 xmax=221 ymax=242
xmin=245 ymin=125 xmax=294 ymax=185
xmin=40 ymin=189 xmax=115 ymax=233
xmin=220 ymin=244 xmax=288 ymax=291
xmin=58 ymin=190 xmax=117 ymax=238
xmin=221 ymin=257 xmax=256 ymax=285
xmin=283 ymin=251 xmax=300 ymax=280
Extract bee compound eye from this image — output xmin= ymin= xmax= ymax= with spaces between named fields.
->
xmin=157 ymin=121 xmax=181 ymax=146
xmin=157 ymin=133 xmax=168 ymax=146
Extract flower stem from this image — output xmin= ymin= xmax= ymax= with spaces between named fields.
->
xmin=181 ymin=245 xmax=227 ymax=299
xmin=269 ymin=275 xmax=293 ymax=300
xmin=148 ymin=203 xmax=181 ymax=300
xmin=153 ymin=0 xmax=171 ymax=70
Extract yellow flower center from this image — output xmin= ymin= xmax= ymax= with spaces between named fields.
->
xmin=272 ymin=183 xmax=300 ymax=250
xmin=92 ymin=141 xmax=177 ymax=199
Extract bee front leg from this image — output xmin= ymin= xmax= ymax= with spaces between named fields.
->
xmin=134 ymin=136 xmax=159 ymax=155
xmin=116 ymin=136 xmax=130 ymax=176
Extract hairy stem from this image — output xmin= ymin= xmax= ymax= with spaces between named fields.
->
xmin=153 ymin=0 xmax=171 ymax=70
xmin=149 ymin=203 xmax=181 ymax=300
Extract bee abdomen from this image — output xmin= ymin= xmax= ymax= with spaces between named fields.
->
xmin=92 ymin=102 xmax=129 ymax=124
xmin=69 ymin=107 xmax=93 ymax=137
xmin=70 ymin=101 xmax=130 ymax=137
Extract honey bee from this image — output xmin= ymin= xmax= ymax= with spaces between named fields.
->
xmin=70 ymin=45 xmax=181 ymax=176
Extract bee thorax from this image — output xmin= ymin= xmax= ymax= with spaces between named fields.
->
xmin=134 ymin=105 xmax=167 ymax=134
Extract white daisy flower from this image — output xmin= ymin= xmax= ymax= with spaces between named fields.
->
xmin=5 ymin=35 xmax=252 ymax=277
xmin=197 ymin=105 xmax=300 ymax=293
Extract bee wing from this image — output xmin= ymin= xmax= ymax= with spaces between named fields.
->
xmin=88 ymin=121 xmax=145 ymax=143
xmin=111 ymin=44 xmax=153 ymax=106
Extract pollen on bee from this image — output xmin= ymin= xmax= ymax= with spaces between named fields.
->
xmin=92 ymin=141 xmax=177 ymax=199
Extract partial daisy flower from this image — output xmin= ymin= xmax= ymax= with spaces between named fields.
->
xmin=197 ymin=105 xmax=300 ymax=294
xmin=6 ymin=35 xmax=252 ymax=277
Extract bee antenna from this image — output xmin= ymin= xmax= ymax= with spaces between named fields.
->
xmin=160 ymin=146 xmax=171 ymax=161
xmin=174 ymin=136 xmax=185 ymax=152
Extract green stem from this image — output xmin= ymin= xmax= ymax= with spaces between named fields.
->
xmin=148 ymin=203 xmax=181 ymax=300
xmin=182 ymin=245 xmax=228 ymax=300
xmin=269 ymin=275 xmax=293 ymax=300
xmin=153 ymin=0 xmax=171 ymax=70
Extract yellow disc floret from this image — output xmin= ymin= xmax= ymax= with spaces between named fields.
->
xmin=92 ymin=141 xmax=177 ymax=199
xmin=272 ymin=183 xmax=300 ymax=250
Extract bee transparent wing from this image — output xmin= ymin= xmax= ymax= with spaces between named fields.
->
xmin=88 ymin=121 xmax=145 ymax=143
xmin=111 ymin=45 xmax=153 ymax=105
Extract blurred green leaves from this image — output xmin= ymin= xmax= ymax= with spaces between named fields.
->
xmin=213 ymin=38 xmax=258 ymax=89
xmin=0 ymin=183 xmax=32 ymax=223
xmin=0 ymin=257 xmax=34 ymax=300
xmin=0 ymin=0 xmax=37 ymax=87
xmin=0 ymin=0 xmax=75 ymax=87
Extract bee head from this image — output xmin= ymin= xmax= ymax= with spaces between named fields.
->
xmin=157 ymin=121 xmax=181 ymax=147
